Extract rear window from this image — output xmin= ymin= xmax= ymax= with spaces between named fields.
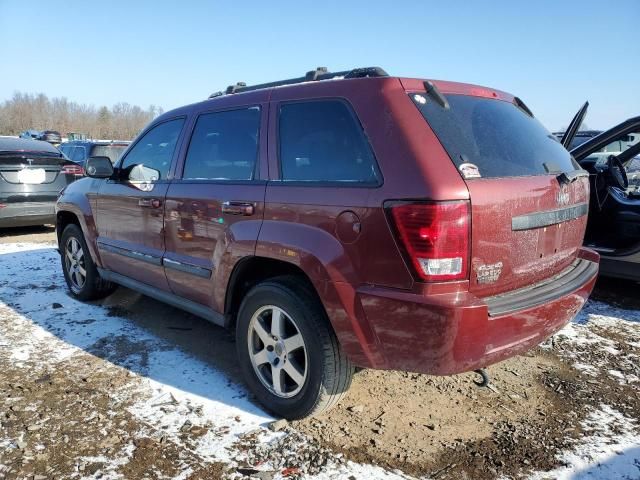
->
xmin=411 ymin=94 xmax=577 ymax=179
xmin=90 ymin=145 xmax=128 ymax=164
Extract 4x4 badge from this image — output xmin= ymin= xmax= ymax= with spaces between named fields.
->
xmin=557 ymin=186 xmax=570 ymax=206
xmin=475 ymin=262 xmax=503 ymax=284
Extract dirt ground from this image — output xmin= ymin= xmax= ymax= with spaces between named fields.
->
xmin=0 ymin=227 xmax=639 ymax=480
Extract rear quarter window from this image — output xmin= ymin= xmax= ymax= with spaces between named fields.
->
xmin=278 ymin=100 xmax=379 ymax=184
xmin=411 ymin=94 xmax=577 ymax=179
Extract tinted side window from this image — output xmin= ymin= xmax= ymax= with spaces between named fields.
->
xmin=59 ymin=145 xmax=71 ymax=157
xmin=278 ymin=101 xmax=378 ymax=183
xmin=120 ymin=118 xmax=185 ymax=181
xmin=183 ymin=107 xmax=260 ymax=180
xmin=71 ymin=146 xmax=86 ymax=162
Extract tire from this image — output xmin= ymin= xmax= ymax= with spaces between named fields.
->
xmin=60 ymin=224 xmax=116 ymax=301
xmin=236 ymin=275 xmax=354 ymax=419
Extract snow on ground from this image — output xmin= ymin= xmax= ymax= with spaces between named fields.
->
xmin=0 ymin=240 xmax=639 ymax=479
xmin=0 ymin=242 xmax=405 ymax=479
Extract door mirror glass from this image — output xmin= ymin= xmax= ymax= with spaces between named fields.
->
xmin=85 ymin=156 xmax=114 ymax=178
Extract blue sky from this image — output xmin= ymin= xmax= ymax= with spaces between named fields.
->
xmin=0 ymin=0 xmax=638 ymax=130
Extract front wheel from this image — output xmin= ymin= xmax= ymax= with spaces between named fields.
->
xmin=60 ymin=224 xmax=115 ymax=301
xmin=236 ymin=276 xmax=353 ymax=419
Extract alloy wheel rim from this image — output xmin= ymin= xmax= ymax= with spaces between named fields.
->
xmin=247 ymin=305 xmax=308 ymax=398
xmin=65 ymin=237 xmax=86 ymax=293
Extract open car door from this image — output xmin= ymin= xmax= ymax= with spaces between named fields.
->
xmin=570 ymin=115 xmax=640 ymax=281
xmin=561 ymin=101 xmax=589 ymax=149
xmin=560 ymin=102 xmax=589 ymax=150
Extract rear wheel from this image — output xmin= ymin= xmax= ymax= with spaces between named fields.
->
xmin=236 ymin=276 xmax=353 ymax=419
xmin=60 ymin=224 xmax=115 ymax=300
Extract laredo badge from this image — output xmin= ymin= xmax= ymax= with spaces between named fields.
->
xmin=475 ymin=262 xmax=503 ymax=284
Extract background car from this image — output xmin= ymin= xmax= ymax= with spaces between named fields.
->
xmin=39 ymin=130 xmax=62 ymax=144
xmin=19 ymin=129 xmax=41 ymax=140
xmin=0 ymin=137 xmax=83 ymax=228
xmin=58 ymin=140 xmax=130 ymax=167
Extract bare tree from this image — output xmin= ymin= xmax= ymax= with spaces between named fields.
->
xmin=0 ymin=92 xmax=164 ymax=140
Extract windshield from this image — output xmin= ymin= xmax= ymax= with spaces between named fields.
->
xmin=90 ymin=145 xmax=128 ymax=164
xmin=411 ymin=94 xmax=577 ymax=179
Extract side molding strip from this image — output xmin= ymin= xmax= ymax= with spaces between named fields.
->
xmin=97 ymin=242 xmax=162 ymax=266
xmin=97 ymin=268 xmax=225 ymax=327
xmin=163 ymin=257 xmax=212 ymax=279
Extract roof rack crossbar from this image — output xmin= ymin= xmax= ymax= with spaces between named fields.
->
xmin=208 ymin=66 xmax=388 ymax=99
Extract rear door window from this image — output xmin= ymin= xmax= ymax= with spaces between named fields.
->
xmin=183 ymin=107 xmax=260 ymax=180
xmin=278 ymin=100 xmax=379 ymax=184
xmin=411 ymin=94 xmax=577 ymax=179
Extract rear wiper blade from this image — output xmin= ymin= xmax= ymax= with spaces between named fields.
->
xmin=556 ymin=169 xmax=589 ymax=185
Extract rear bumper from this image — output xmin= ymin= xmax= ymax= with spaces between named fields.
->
xmin=351 ymin=248 xmax=599 ymax=375
xmin=0 ymin=202 xmax=56 ymax=227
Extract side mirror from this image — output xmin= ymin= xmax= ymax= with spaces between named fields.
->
xmin=85 ymin=156 xmax=114 ymax=178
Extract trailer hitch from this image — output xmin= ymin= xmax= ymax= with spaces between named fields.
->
xmin=473 ymin=368 xmax=490 ymax=388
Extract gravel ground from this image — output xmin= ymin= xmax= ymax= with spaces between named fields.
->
xmin=0 ymin=227 xmax=639 ymax=479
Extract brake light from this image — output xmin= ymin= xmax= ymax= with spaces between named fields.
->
xmin=61 ymin=164 xmax=84 ymax=176
xmin=387 ymin=201 xmax=470 ymax=281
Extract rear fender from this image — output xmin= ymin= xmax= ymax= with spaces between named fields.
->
xmin=255 ymin=220 xmax=386 ymax=368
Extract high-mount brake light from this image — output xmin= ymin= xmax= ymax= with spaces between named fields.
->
xmin=469 ymin=87 xmax=498 ymax=99
xmin=387 ymin=201 xmax=470 ymax=282
xmin=61 ymin=164 xmax=84 ymax=176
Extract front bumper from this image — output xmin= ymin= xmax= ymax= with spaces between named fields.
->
xmin=352 ymin=248 xmax=599 ymax=375
xmin=0 ymin=201 xmax=56 ymax=227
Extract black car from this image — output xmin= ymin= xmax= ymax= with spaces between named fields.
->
xmin=58 ymin=140 xmax=130 ymax=167
xmin=39 ymin=130 xmax=62 ymax=144
xmin=561 ymin=107 xmax=640 ymax=281
xmin=0 ymin=137 xmax=83 ymax=228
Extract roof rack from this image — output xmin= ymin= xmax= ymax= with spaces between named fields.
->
xmin=208 ymin=66 xmax=388 ymax=99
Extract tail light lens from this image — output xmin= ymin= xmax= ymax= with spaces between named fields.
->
xmin=387 ymin=200 xmax=470 ymax=282
xmin=61 ymin=164 xmax=84 ymax=176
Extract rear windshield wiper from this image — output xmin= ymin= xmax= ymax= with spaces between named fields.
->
xmin=543 ymin=162 xmax=589 ymax=184
xmin=556 ymin=169 xmax=589 ymax=185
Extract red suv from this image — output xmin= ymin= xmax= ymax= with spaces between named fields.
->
xmin=56 ymin=67 xmax=599 ymax=419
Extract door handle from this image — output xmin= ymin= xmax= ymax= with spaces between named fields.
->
xmin=138 ymin=198 xmax=162 ymax=208
xmin=222 ymin=201 xmax=255 ymax=216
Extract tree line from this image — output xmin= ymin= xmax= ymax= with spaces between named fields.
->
xmin=0 ymin=92 xmax=164 ymax=140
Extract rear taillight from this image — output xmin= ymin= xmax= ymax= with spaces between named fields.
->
xmin=61 ymin=164 xmax=84 ymax=176
xmin=387 ymin=200 xmax=470 ymax=282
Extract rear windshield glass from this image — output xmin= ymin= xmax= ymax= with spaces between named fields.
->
xmin=90 ymin=145 xmax=128 ymax=164
xmin=411 ymin=94 xmax=576 ymax=179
